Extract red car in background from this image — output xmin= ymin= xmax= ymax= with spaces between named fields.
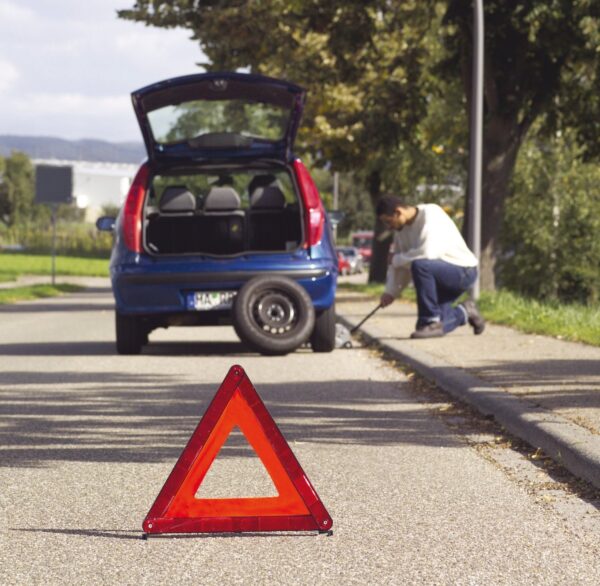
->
xmin=337 ymin=251 xmax=351 ymax=276
xmin=351 ymin=230 xmax=373 ymax=263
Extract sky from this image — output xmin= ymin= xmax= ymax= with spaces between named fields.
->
xmin=0 ymin=0 xmax=206 ymax=142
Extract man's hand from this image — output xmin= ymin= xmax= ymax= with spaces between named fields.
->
xmin=380 ymin=293 xmax=395 ymax=307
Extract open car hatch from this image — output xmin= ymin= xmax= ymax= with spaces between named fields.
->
xmin=132 ymin=72 xmax=306 ymax=164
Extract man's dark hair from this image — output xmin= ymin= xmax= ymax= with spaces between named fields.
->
xmin=376 ymin=195 xmax=406 ymax=217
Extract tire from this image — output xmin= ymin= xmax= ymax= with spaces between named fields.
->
xmin=116 ymin=312 xmax=143 ymax=355
xmin=310 ymin=303 xmax=336 ymax=353
xmin=232 ymin=276 xmax=315 ymax=355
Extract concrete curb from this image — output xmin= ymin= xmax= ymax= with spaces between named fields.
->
xmin=338 ymin=313 xmax=600 ymax=490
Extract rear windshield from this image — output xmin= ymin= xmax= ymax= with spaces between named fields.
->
xmin=148 ymin=99 xmax=289 ymax=146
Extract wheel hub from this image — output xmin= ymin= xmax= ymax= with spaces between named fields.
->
xmin=255 ymin=292 xmax=297 ymax=335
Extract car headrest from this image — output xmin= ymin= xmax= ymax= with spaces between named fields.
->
xmin=204 ymin=186 xmax=241 ymax=211
xmin=159 ymin=186 xmax=196 ymax=213
xmin=250 ymin=186 xmax=285 ymax=209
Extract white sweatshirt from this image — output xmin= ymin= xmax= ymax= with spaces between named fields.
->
xmin=385 ymin=203 xmax=478 ymax=297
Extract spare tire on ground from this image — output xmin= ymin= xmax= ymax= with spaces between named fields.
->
xmin=232 ymin=275 xmax=315 ymax=355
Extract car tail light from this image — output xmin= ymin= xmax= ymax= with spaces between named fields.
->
xmin=122 ymin=163 xmax=149 ymax=253
xmin=293 ymin=159 xmax=324 ymax=247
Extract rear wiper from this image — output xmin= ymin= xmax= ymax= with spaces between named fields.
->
xmin=187 ymin=132 xmax=253 ymax=149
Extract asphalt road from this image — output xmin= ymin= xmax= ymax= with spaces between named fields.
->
xmin=1 ymin=283 xmax=599 ymax=585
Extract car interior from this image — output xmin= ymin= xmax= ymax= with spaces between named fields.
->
xmin=145 ymin=169 xmax=303 ymax=256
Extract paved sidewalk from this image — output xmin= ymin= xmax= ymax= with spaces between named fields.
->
xmin=336 ymin=288 xmax=600 ymax=489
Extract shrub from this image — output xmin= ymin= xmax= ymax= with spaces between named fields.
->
xmin=0 ymin=220 xmax=113 ymax=258
xmin=501 ymin=132 xmax=600 ymax=304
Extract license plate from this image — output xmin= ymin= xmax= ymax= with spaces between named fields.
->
xmin=186 ymin=291 xmax=236 ymax=311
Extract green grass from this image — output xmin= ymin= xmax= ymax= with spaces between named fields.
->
xmin=0 ymin=284 xmax=83 ymax=305
xmin=338 ymin=282 xmax=600 ymax=347
xmin=0 ymin=252 xmax=109 ymax=278
xmin=478 ymin=289 xmax=600 ymax=346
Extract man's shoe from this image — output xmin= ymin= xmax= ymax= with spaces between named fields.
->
xmin=410 ymin=321 xmax=444 ymax=339
xmin=462 ymin=299 xmax=485 ymax=335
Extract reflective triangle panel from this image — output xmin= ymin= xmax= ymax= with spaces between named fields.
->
xmin=143 ymin=365 xmax=332 ymax=534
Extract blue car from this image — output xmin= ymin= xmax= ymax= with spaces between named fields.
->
xmin=97 ymin=72 xmax=338 ymax=355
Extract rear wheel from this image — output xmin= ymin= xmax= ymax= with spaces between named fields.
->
xmin=116 ymin=312 xmax=143 ymax=355
xmin=310 ymin=303 xmax=336 ymax=353
xmin=233 ymin=276 xmax=315 ymax=355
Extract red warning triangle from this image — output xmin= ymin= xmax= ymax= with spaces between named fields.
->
xmin=143 ymin=365 xmax=333 ymax=534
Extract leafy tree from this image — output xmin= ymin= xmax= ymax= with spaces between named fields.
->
xmin=0 ymin=152 xmax=35 ymax=227
xmin=442 ymin=0 xmax=600 ymax=289
xmin=335 ymin=173 xmax=376 ymax=240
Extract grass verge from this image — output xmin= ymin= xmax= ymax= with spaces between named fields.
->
xmin=0 ymin=252 xmax=109 ymax=278
xmin=338 ymin=282 xmax=600 ymax=347
xmin=0 ymin=284 xmax=83 ymax=305
xmin=478 ymin=289 xmax=600 ymax=346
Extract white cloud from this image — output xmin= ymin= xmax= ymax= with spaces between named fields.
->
xmin=0 ymin=0 xmax=35 ymax=23
xmin=12 ymin=92 xmax=126 ymax=116
xmin=0 ymin=57 xmax=19 ymax=93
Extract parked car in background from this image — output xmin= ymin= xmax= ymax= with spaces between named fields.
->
xmin=337 ymin=251 xmax=351 ymax=276
xmin=350 ymin=230 xmax=373 ymax=264
xmin=336 ymin=246 xmax=363 ymax=274
xmin=96 ymin=71 xmax=338 ymax=356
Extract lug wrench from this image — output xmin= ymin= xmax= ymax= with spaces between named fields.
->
xmin=350 ymin=303 xmax=383 ymax=333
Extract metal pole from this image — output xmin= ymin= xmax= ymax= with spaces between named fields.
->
xmin=468 ymin=0 xmax=484 ymax=299
xmin=333 ymin=171 xmax=339 ymax=210
xmin=333 ymin=171 xmax=339 ymax=240
xmin=51 ymin=205 xmax=57 ymax=286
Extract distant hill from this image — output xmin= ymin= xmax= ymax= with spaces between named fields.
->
xmin=0 ymin=135 xmax=146 ymax=164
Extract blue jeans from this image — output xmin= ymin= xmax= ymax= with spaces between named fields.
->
xmin=411 ymin=259 xmax=477 ymax=333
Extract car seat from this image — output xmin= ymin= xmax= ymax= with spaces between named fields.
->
xmin=146 ymin=186 xmax=197 ymax=253
xmin=199 ymin=186 xmax=245 ymax=254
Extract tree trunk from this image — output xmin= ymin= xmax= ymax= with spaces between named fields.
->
xmin=478 ymin=115 xmax=522 ymax=290
xmin=366 ymin=170 xmax=392 ymax=283
xmin=462 ymin=109 xmax=523 ymax=291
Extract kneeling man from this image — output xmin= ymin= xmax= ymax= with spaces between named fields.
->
xmin=377 ymin=195 xmax=485 ymax=339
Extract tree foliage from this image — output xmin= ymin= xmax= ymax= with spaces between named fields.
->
xmin=0 ymin=152 xmax=35 ymax=227
xmin=501 ymin=127 xmax=600 ymax=304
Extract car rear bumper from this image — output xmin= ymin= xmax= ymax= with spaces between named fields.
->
xmin=111 ymin=265 xmax=336 ymax=315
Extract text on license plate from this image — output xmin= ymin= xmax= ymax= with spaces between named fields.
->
xmin=187 ymin=291 xmax=236 ymax=311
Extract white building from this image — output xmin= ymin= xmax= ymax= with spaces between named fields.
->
xmin=33 ymin=159 xmax=139 ymax=222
